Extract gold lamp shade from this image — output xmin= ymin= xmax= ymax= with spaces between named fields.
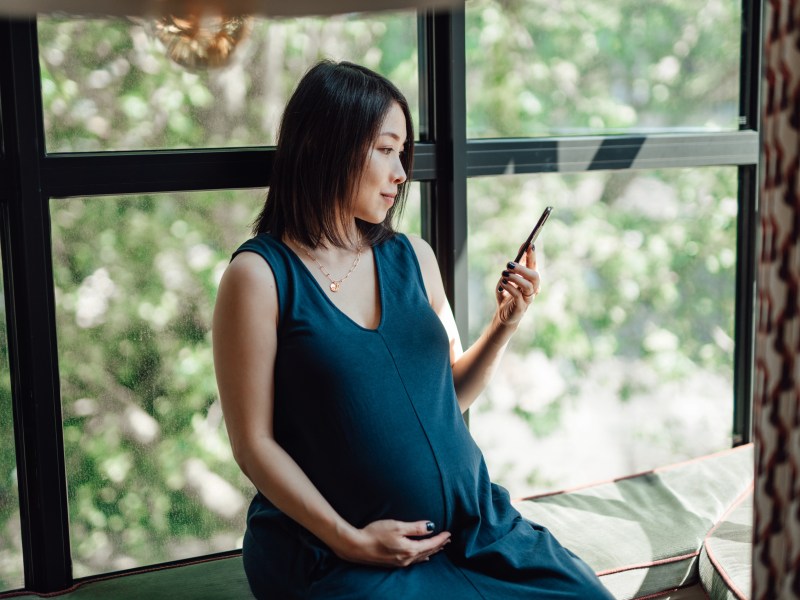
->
xmin=152 ymin=13 xmax=253 ymax=69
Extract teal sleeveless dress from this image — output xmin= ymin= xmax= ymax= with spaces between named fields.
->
xmin=233 ymin=232 xmax=613 ymax=599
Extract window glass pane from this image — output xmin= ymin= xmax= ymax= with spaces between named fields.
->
xmin=52 ymin=190 xmax=263 ymax=576
xmin=466 ymin=0 xmax=740 ymax=137
xmin=0 ymin=262 xmax=23 ymax=590
xmin=39 ymin=13 xmax=418 ymax=152
xmin=51 ymin=185 xmax=420 ymax=575
xmin=467 ymin=168 xmax=737 ymax=496
xmin=396 ymin=183 xmax=421 ymax=238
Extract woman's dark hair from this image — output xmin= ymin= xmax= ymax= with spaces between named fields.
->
xmin=252 ymin=60 xmax=415 ymax=248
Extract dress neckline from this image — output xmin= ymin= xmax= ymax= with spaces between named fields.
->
xmin=271 ymin=234 xmax=385 ymax=333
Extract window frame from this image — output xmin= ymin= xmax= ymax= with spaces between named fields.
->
xmin=0 ymin=2 xmax=761 ymax=593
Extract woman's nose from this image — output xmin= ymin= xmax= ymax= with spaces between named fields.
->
xmin=392 ymin=161 xmax=407 ymax=184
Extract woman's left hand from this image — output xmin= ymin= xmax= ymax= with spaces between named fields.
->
xmin=495 ymin=243 xmax=541 ymax=326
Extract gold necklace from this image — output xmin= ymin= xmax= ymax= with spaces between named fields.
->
xmin=301 ymin=244 xmax=363 ymax=292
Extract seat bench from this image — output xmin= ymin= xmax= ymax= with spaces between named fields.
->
xmin=0 ymin=444 xmax=753 ymax=600
xmin=515 ymin=443 xmax=753 ymax=599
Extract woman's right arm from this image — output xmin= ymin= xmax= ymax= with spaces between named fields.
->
xmin=212 ymin=252 xmax=450 ymax=567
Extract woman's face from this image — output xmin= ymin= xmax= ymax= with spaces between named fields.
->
xmin=352 ymin=102 xmax=408 ymax=225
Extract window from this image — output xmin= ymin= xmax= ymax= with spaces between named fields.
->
xmin=0 ymin=3 xmax=758 ymax=593
xmin=466 ymin=0 xmax=741 ymax=137
xmin=467 ymin=168 xmax=738 ymax=494
xmin=38 ymin=13 xmax=419 ymax=152
xmin=0 ymin=260 xmax=23 ymax=591
xmin=462 ymin=0 xmax=754 ymax=496
xmin=52 ymin=190 xmax=263 ymax=575
xmin=50 ymin=186 xmax=420 ymax=576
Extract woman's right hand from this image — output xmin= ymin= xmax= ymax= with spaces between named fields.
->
xmin=333 ymin=519 xmax=451 ymax=568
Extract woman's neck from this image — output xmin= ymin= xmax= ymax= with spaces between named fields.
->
xmin=284 ymin=233 xmax=362 ymax=261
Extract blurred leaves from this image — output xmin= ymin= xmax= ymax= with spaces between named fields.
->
xmin=38 ymin=13 xmax=418 ymax=151
xmin=52 ymin=191 xmax=265 ymax=577
xmin=468 ymin=168 xmax=738 ymax=493
xmin=466 ymin=0 xmax=739 ymax=136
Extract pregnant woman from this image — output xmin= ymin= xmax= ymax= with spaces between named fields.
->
xmin=212 ymin=60 xmax=613 ymax=599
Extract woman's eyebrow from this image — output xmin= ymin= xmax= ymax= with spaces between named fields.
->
xmin=379 ymin=131 xmax=407 ymax=143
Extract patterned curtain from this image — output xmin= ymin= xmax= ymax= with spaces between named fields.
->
xmin=753 ymin=0 xmax=800 ymax=598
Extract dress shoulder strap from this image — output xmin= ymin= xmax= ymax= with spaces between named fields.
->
xmin=376 ymin=233 xmax=429 ymax=300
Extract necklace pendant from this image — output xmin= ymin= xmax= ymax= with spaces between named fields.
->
xmin=330 ymin=282 xmax=340 ymax=292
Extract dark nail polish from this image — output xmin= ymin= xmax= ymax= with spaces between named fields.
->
xmin=426 ymin=521 xmax=435 ymax=532
xmin=507 ymin=262 xmax=515 ymax=269
xmin=502 ymin=278 xmax=508 ymax=285
xmin=502 ymin=270 xmax=510 ymax=277
xmin=497 ymin=285 xmax=503 ymax=292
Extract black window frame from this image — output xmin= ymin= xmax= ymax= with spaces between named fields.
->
xmin=0 ymin=1 xmax=761 ymax=593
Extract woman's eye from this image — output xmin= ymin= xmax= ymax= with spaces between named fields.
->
xmin=380 ymin=148 xmax=393 ymax=155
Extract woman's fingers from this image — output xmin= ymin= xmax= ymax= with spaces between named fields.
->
xmin=406 ymin=532 xmax=451 ymax=565
xmin=524 ymin=243 xmax=537 ymax=271
xmin=400 ymin=526 xmax=450 ymax=564
xmin=412 ymin=531 xmax=451 ymax=551
xmin=388 ymin=535 xmax=450 ymax=567
xmin=498 ymin=272 xmax=539 ymax=302
xmin=501 ymin=249 xmax=540 ymax=298
xmin=405 ymin=520 xmax=436 ymax=536
xmin=360 ymin=519 xmax=451 ymax=567
xmin=501 ymin=272 xmax=536 ymax=298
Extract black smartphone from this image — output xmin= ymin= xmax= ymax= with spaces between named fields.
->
xmin=514 ymin=206 xmax=553 ymax=263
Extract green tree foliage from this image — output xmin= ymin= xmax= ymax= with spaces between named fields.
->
xmin=461 ymin=0 xmax=739 ymax=495
xmin=469 ymin=169 xmax=737 ymax=376
xmin=52 ymin=192 xmax=265 ymax=576
xmin=466 ymin=0 xmax=739 ymax=136
xmin=0 ymin=295 xmax=20 ymax=591
xmin=38 ymin=14 xmax=418 ymax=151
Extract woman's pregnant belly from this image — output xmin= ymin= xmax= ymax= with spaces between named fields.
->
xmin=299 ymin=404 xmax=447 ymax=531
xmin=274 ymin=327 xmax=472 ymax=535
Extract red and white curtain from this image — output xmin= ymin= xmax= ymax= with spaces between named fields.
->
xmin=753 ymin=0 xmax=800 ymax=597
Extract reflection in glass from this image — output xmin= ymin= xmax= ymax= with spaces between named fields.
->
xmin=466 ymin=0 xmax=740 ymax=137
xmin=150 ymin=14 xmax=253 ymax=70
xmin=51 ymin=185 xmax=420 ymax=576
xmin=0 ymin=262 xmax=23 ymax=591
xmin=38 ymin=13 xmax=418 ymax=152
xmin=467 ymin=168 xmax=737 ymax=496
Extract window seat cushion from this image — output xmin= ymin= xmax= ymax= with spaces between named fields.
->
xmin=513 ymin=443 xmax=754 ymax=600
xmin=0 ymin=444 xmax=753 ymax=600
xmin=0 ymin=554 xmax=251 ymax=599
xmin=698 ymin=485 xmax=752 ymax=600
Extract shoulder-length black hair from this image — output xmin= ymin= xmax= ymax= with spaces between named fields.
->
xmin=252 ymin=60 xmax=415 ymax=248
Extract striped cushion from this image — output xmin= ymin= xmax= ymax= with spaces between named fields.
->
xmin=698 ymin=487 xmax=752 ymax=599
xmin=513 ymin=444 xmax=753 ymax=600
xmin=0 ymin=554 xmax=251 ymax=599
xmin=0 ymin=446 xmax=753 ymax=600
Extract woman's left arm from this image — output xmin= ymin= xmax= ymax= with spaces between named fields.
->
xmin=408 ymin=236 xmax=540 ymax=413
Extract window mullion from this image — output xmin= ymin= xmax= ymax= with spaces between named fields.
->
xmin=732 ymin=0 xmax=764 ymax=445
xmin=466 ymin=131 xmax=759 ymax=177
xmin=417 ymin=6 xmax=468 ymax=338
xmin=0 ymin=18 xmax=72 ymax=592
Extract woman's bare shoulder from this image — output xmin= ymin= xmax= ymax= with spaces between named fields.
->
xmin=404 ymin=233 xmax=438 ymax=268
xmin=225 ymin=250 xmax=277 ymax=283
xmin=403 ymin=234 xmax=445 ymax=306
xmin=216 ymin=251 xmax=279 ymax=322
